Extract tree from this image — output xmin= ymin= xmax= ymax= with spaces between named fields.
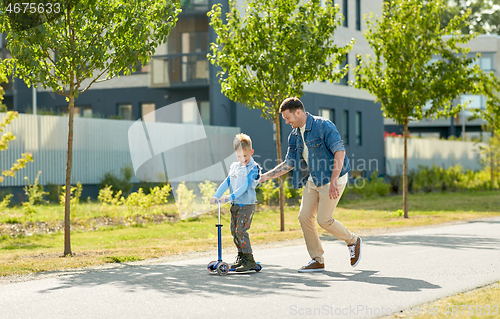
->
xmin=355 ymin=0 xmax=485 ymax=218
xmin=208 ymin=0 xmax=353 ymax=231
xmin=0 ymin=64 xmax=33 ymax=182
xmin=470 ymin=73 xmax=500 ymax=188
xmin=0 ymin=0 xmax=180 ymax=256
xmin=441 ymin=0 xmax=500 ymax=35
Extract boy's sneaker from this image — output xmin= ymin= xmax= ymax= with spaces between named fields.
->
xmin=235 ymin=253 xmax=257 ymax=272
xmin=298 ymin=259 xmax=325 ymax=273
xmin=230 ymin=252 xmax=244 ymax=270
xmin=348 ymin=237 xmax=362 ymax=267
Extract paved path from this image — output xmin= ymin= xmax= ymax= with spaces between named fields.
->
xmin=1 ymin=217 xmax=499 ymax=319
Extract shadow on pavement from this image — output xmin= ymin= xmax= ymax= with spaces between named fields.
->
xmin=36 ymin=263 xmax=440 ymax=297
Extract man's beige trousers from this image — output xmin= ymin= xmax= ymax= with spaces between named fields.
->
xmin=298 ymin=180 xmax=357 ymax=264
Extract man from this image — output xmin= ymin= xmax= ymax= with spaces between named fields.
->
xmin=260 ymin=97 xmax=361 ymax=272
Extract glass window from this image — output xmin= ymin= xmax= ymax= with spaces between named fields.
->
xmin=83 ymin=106 xmax=93 ymax=118
xmin=343 ymin=0 xmax=348 ymax=27
xmin=342 ymin=110 xmax=349 ymax=145
xmin=481 ymin=57 xmax=492 ymax=70
xmin=199 ymin=101 xmax=210 ymax=125
xmin=356 ymin=0 xmax=361 ymax=31
xmin=319 ymin=108 xmax=335 ymax=123
xmin=182 ymin=100 xmax=199 ymax=124
xmin=118 ymin=103 xmax=132 ymax=120
xmin=339 ymin=53 xmax=348 ymax=85
xmin=142 ymin=103 xmax=156 ymax=122
xmin=355 ymin=111 xmax=362 ymax=145
xmin=461 ymin=95 xmax=483 ymax=109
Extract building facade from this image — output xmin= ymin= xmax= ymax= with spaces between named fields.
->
xmin=2 ymin=0 xmax=385 ymax=181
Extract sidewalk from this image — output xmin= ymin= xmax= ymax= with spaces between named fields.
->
xmin=1 ymin=217 xmax=499 ymax=319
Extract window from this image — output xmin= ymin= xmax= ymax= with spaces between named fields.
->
xmin=182 ymin=100 xmax=199 ymax=124
xmin=142 ymin=103 xmax=156 ymax=122
xmin=339 ymin=53 xmax=348 ymax=85
xmin=83 ymin=106 xmax=93 ymax=118
xmin=199 ymin=101 xmax=210 ymax=125
xmin=355 ymin=111 xmax=362 ymax=145
xmin=355 ymin=0 xmax=361 ymax=30
xmin=461 ymin=95 xmax=483 ymax=110
xmin=319 ymin=108 xmax=335 ymax=123
xmin=342 ymin=110 xmax=349 ymax=145
xmin=343 ymin=0 xmax=348 ymax=27
xmin=118 ymin=103 xmax=133 ymax=120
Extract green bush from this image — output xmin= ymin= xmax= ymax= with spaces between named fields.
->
xmin=22 ymin=171 xmax=48 ymax=222
xmin=99 ymin=166 xmax=134 ymax=197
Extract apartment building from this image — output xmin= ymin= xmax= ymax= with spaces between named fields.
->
xmin=2 ymin=0 xmax=385 ymax=178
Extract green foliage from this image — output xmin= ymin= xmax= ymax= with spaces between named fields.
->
xmin=349 ymin=170 xmax=391 ymax=198
xmin=46 ymin=183 xmax=63 ymax=203
xmin=60 ymin=182 xmax=82 ymax=208
xmin=259 ymin=180 xmax=279 ymax=205
xmin=99 ymin=166 xmax=134 ymax=197
xmin=0 ymin=194 xmax=13 ymax=211
xmin=22 ymin=171 xmax=48 ymax=222
xmin=356 ymin=0 xmax=488 ymax=216
xmin=198 ymin=180 xmax=217 ymax=206
xmin=104 ymin=255 xmax=145 ymax=263
xmin=283 ymin=180 xmax=294 ymax=200
xmin=98 ymin=184 xmax=172 ymax=213
xmin=357 ymin=0 xmax=484 ymax=125
xmin=0 ymin=110 xmax=34 ymax=182
xmin=441 ymin=0 xmax=500 ymax=35
xmin=175 ymin=182 xmax=196 ymax=220
xmin=1 ymin=0 xmax=180 ymax=94
xmin=98 ymin=185 xmax=122 ymax=206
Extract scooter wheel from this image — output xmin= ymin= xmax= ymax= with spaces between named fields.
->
xmin=255 ymin=264 xmax=262 ymax=272
xmin=207 ymin=261 xmax=218 ymax=274
xmin=217 ymin=262 xmax=229 ymax=276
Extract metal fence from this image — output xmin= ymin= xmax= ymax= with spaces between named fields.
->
xmin=385 ymin=137 xmax=486 ymax=176
xmin=0 ymin=113 xmax=240 ymax=187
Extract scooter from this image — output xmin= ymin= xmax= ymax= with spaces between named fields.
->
xmin=207 ymin=201 xmax=262 ymax=275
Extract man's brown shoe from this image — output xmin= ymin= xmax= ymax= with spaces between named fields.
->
xmin=348 ymin=237 xmax=362 ymax=267
xmin=298 ymin=259 xmax=325 ymax=273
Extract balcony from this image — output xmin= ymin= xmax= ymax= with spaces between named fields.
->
xmin=149 ymin=52 xmax=210 ymax=88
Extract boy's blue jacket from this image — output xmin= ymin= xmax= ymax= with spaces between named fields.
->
xmin=284 ymin=112 xmax=351 ymax=189
xmin=213 ymin=157 xmax=261 ymax=205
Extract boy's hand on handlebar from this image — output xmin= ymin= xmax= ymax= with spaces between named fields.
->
xmin=209 ymin=197 xmax=218 ymax=205
xmin=220 ymin=195 xmax=230 ymax=204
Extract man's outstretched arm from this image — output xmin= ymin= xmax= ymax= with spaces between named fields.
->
xmin=260 ymin=162 xmax=293 ymax=182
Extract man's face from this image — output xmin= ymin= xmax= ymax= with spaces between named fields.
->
xmin=236 ymin=147 xmax=254 ymax=165
xmin=282 ymin=109 xmax=302 ymax=129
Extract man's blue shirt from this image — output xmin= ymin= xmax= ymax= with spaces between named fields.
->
xmin=284 ymin=112 xmax=351 ymax=189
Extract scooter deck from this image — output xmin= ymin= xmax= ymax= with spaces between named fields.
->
xmin=228 ymin=262 xmax=262 ymax=272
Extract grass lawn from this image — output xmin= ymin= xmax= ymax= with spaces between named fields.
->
xmin=382 ymin=282 xmax=500 ymax=319
xmin=0 ymin=190 xmax=499 ymax=276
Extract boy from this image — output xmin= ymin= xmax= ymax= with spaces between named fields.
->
xmin=210 ymin=133 xmax=261 ymax=272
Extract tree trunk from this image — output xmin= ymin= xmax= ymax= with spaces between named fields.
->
xmin=403 ymin=117 xmax=409 ymax=219
xmin=64 ymin=88 xmax=75 ymax=257
xmin=275 ymin=114 xmax=285 ymax=231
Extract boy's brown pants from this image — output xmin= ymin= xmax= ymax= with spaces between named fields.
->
xmin=298 ymin=180 xmax=357 ymax=264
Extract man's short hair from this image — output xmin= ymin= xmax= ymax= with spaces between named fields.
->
xmin=234 ymin=133 xmax=252 ymax=150
xmin=279 ymin=97 xmax=305 ymax=113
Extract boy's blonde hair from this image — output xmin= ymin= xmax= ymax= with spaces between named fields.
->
xmin=233 ymin=133 xmax=252 ymax=151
